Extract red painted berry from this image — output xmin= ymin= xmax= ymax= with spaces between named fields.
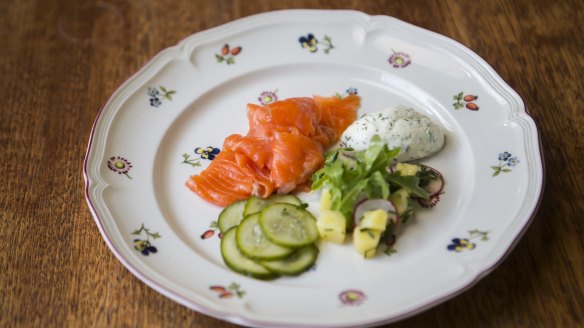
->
xmin=219 ymin=292 xmax=234 ymax=298
xmin=465 ymin=103 xmax=479 ymax=111
xmin=463 ymin=95 xmax=478 ymax=102
xmin=230 ymin=46 xmax=242 ymax=56
xmin=201 ymin=230 xmax=214 ymax=239
xmin=209 ymin=286 xmax=226 ymax=292
xmin=221 ymin=44 xmax=229 ymax=55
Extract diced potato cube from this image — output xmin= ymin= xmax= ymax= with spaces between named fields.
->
xmin=320 ymin=189 xmax=333 ymax=211
xmin=353 ymin=228 xmax=381 ymax=259
xmin=317 ymin=209 xmax=346 ymax=244
xmin=395 ymin=163 xmax=420 ymax=176
xmin=389 ymin=189 xmax=410 ymax=216
xmin=359 ymin=209 xmax=388 ymax=231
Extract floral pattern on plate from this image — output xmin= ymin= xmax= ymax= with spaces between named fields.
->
xmin=388 ymin=50 xmax=411 ymax=68
xmin=258 ymin=89 xmax=278 ymax=105
xmin=334 ymin=87 xmax=358 ymax=99
xmin=492 ymin=152 xmax=520 ymax=176
xmin=147 ymin=86 xmax=176 ymax=107
xmin=107 ymin=156 xmax=133 ymax=179
xmin=453 ymin=92 xmax=479 ymax=111
xmin=299 ymin=34 xmax=335 ymax=54
xmin=216 ymin=44 xmax=242 ymax=65
xmin=339 ymin=289 xmax=366 ymax=306
xmin=181 ymin=146 xmax=220 ymax=167
xmin=201 ymin=220 xmax=221 ymax=240
xmin=447 ymin=229 xmax=489 ymax=252
xmin=209 ymin=282 xmax=245 ymax=299
xmin=132 ymin=223 xmax=161 ymax=256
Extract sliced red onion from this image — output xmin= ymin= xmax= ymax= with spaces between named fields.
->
xmin=353 ymin=198 xmax=399 ymax=227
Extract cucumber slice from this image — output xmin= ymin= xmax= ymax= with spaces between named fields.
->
xmin=259 ymin=203 xmax=319 ymax=247
xmin=220 ymin=227 xmax=278 ymax=280
xmin=236 ymin=213 xmax=294 ymax=260
xmin=243 ymin=194 xmax=302 ymax=216
xmin=217 ymin=199 xmax=247 ymax=233
xmin=260 ymin=244 xmax=318 ymax=276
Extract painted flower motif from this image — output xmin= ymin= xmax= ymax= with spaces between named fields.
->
xmin=346 ymin=87 xmax=358 ymax=95
xmin=299 ymin=33 xmax=318 ymax=52
xmin=339 ymin=290 xmax=366 ymax=306
xmin=508 ymin=157 xmax=520 ymax=167
xmin=147 ymin=86 xmax=176 ymax=107
xmin=107 ymin=156 xmax=132 ymax=179
xmin=258 ymin=90 xmax=278 ymax=105
xmin=195 ymin=146 xmax=221 ymax=160
xmin=209 ymin=282 xmax=245 ymax=299
xmin=133 ymin=239 xmax=158 ymax=255
xmin=216 ymin=44 xmax=242 ymax=65
xmin=447 ymin=229 xmax=489 ymax=252
xmin=131 ymin=223 xmax=161 ymax=256
xmin=147 ymin=87 xmax=159 ymax=97
xmin=447 ymin=238 xmax=476 ymax=252
xmin=299 ymin=34 xmax=335 ymax=54
xmin=150 ymin=97 xmax=162 ymax=107
xmin=453 ymin=92 xmax=479 ymax=110
xmin=335 ymin=87 xmax=358 ymax=99
xmin=498 ymin=151 xmax=511 ymax=161
xmin=492 ymin=152 xmax=520 ymax=176
xmin=388 ymin=51 xmax=411 ymax=68
xmin=201 ymin=221 xmax=221 ymax=240
xmin=181 ymin=146 xmax=221 ymax=167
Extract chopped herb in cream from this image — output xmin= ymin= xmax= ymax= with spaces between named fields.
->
xmin=340 ymin=106 xmax=445 ymax=162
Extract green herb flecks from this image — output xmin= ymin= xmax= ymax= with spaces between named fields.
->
xmin=311 ymin=135 xmax=400 ymax=226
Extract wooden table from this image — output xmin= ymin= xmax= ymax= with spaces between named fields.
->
xmin=1 ymin=0 xmax=582 ymax=327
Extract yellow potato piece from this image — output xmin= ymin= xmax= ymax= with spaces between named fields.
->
xmin=317 ymin=209 xmax=346 ymax=244
xmin=320 ymin=189 xmax=333 ymax=211
xmin=389 ymin=189 xmax=410 ymax=216
xmin=358 ymin=209 xmax=388 ymax=231
xmin=353 ymin=228 xmax=381 ymax=259
xmin=395 ymin=162 xmax=421 ymax=176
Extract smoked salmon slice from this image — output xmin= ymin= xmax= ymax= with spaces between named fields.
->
xmin=186 ymin=94 xmax=360 ymax=206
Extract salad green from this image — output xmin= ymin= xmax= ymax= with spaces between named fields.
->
xmin=311 ymin=135 xmax=430 ymax=228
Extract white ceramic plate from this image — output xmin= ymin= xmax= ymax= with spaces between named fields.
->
xmin=84 ymin=10 xmax=543 ymax=327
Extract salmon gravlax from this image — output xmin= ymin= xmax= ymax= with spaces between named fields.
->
xmin=186 ymin=94 xmax=360 ymax=206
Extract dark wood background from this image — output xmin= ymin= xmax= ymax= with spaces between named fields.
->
xmin=1 ymin=0 xmax=582 ymax=327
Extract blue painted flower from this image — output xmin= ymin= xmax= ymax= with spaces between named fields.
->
xmin=150 ymin=97 xmax=162 ymax=107
xmin=498 ymin=152 xmax=511 ymax=161
xmin=508 ymin=157 xmax=520 ymax=167
xmin=195 ymin=146 xmax=220 ymax=160
xmin=299 ymin=34 xmax=318 ymax=53
xmin=447 ymin=238 xmax=476 ymax=252
xmin=147 ymin=86 xmax=176 ymax=107
xmin=346 ymin=87 xmax=358 ymax=95
xmin=493 ymin=152 xmax=519 ymax=176
xmin=147 ymin=87 xmax=160 ymax=97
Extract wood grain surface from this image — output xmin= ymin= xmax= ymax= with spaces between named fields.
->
xmin=1 ymin=0 xmax=582 ymax=327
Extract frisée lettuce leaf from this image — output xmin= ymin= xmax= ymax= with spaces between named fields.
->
xmin=311 ymin=135 xmax=429 ymax=228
